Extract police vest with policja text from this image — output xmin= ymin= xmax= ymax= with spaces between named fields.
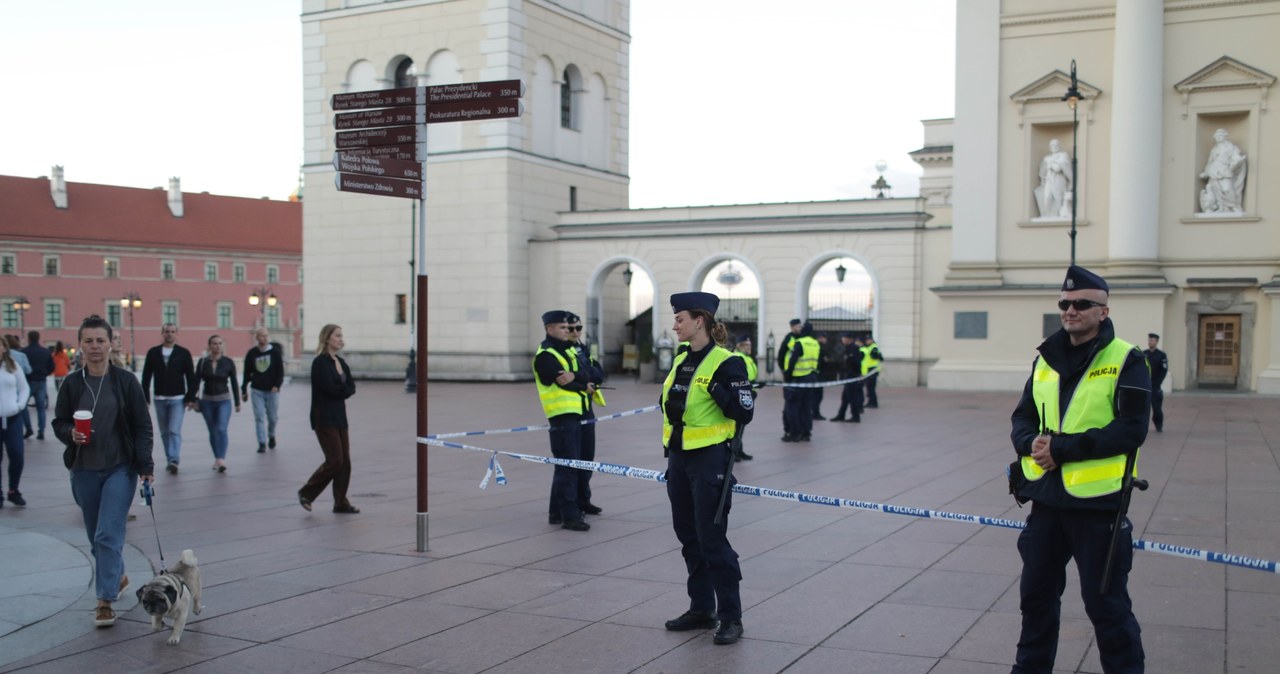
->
xmin=532 ymin=346 xmax=587 ymax=418
xmin=661 ymin=347 xmax=737 ymax=450
xmin=1024 ymin=338 xmax=1141 ymax=498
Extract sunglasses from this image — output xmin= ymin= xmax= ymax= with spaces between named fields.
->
xmin=567 ymin=325 xmax=583 ymax=332
xmin=1058 ymin=299 xmax=1107 ymax=311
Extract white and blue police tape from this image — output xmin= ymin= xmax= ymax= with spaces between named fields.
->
xmin=761 ymin=369 xmax=879 ymax=388
xmin=478 ymin=452 xmax=508 ymax=489
xmin=425 ymin=405 xmax=660 ymax=440
xmin=420 ymin=436 xmax=1280 ymax=576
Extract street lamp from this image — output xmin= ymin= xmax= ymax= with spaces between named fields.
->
xmin=622 ymin=263 xmax=633 ymax=286
xmin=835 ymin=261 xmax=847 ymax=284
xmin=248 ymin=287 xmax=278 ymax=327
xmin=120 ymin=293 xmax=141 ymax=372
xmin=1062 ymin=59 xmax=1086 ymax=266
xmin=11 ymin=297 xmax=30 ymax=333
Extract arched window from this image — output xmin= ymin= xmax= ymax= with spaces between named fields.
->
xmin=561 ymin=65 xmax=582 ymax=130
xmin=394 ymin=58 xmax=416 ymax=88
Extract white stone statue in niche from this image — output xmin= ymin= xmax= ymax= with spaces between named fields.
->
xmin=1199 ymin=128 xmax=1247 ymax=215
xmin=1033 ymin=139 xmax=1072 ymax=220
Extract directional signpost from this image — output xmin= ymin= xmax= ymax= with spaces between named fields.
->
xmin=331 ymin=79 xmax=524 ymax=552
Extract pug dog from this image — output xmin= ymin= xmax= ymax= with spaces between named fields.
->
xmin=135 ymin=549 xmax=202 ymax=644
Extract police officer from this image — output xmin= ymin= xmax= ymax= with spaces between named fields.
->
xmin=860 ymin=335 xmax=882 ymax=408
xmin=830 ymin=332 xmax=863 ymax=422
xmin=661 ymin=292 xmax=754 ymax=645
xmin=567 ymin=314 xmax=605 ymax=515
xmin=533 ymin=310 xmax=591 ymax=532
xmin=730 ymin=333 xmax=756 ymax=461
xmin=775 ymin=319 xmax=802 ymax=439
xmin=1009 ymin=265 xmax=1148 ymax=673
xmin=781 ymin=321 xmax=819 ymax=442
xmin=1145 ymin=333 xmax=1168 ymax=433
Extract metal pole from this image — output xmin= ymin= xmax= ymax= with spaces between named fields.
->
xmin=406 ymin=201 xmax=418 ymax=392
xmin=128 ymin=305 xmax=137 ymax=372
xmin=415 ymin=121 xmax=430 ymax=552
xmin=1070 ymin=104 xmax=1079 ymax=266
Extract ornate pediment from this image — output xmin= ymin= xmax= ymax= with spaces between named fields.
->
xmin=1009 ymin=70 xmax=1103 ymax=127
xmin=1174 ymin=56 xmax=1275 ymax=117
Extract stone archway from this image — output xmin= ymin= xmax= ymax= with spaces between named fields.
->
xmin=586 ymin=256 xmax=655 ymax=374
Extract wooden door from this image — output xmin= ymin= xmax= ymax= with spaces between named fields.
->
xmin=1198 ymin=315 xmax=1240 ymax=388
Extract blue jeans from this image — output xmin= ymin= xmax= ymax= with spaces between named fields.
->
xmin=70 ymin=464 xmax=136 ymax=601
xmin=250 ymin=389 xmax=279 ymax=445
xmin=22 ymin=379 xmax=48 ymax=435
xmin=2 ymin=413 xmax=24 ymax=492
xmin=199 ymin=399 xmax=232 ymax=460
xmin=154 ymin=399 xmax=186 ymax=465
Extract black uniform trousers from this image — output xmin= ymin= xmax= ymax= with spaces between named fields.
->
xmin=836 ymin=380 xmax=863 ymax=420
xmin=1014 ymin=502 xmax=1144 ymax=674
xmin=864 ymin=371 xmax=879 ymax=407
xmin=666 ymin=440 xmax=742 ymax=621
xmin=783 ymin=373 xmax=817 ymax=436
xmin=546 ymin=416 xmax=583 ymax=522
xmin=577 ymin=410 xmax=595 ymax=506
xmin=1149 ymin=386 xmax=1164 ymax=431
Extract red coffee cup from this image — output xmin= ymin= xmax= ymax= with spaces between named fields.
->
xmin=73 ymin=411 xmax=93 ymax=443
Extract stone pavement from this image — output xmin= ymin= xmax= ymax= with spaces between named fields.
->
xmin=0 ymin=377 xmax=1277 ymax=673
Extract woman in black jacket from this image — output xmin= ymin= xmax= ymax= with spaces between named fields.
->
xmin=297 ymin=324 xmax=358 ymax=513
xmin=194 ymin=335 xmax=240 ymax=473
xmin=53 ymin=315 xmax=154 ymax=628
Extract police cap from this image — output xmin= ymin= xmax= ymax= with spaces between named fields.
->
xmin=541 ymin=310 xmax=572 ymax=325
xmin=670 ymin=291 xmax=719 ymax=316
xmin=1062 ymin=265 xmax=1109 ymax=293
xmin=789 ymin=318 xmax=802 ymax=326
xmin=736 ymin=333 xmax=752 ymax=343
xmin=1149 ymin=332 xmax=1160 ymax=340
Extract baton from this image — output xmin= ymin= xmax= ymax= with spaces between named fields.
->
xmin=713 ymin=422 xmax=743 ymax=526
xmin=1099 ymin=449 xmax=1148 ymax=594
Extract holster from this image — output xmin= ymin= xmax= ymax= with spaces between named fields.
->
xmin=1007 ymin=460 xmax=1030 ymax=506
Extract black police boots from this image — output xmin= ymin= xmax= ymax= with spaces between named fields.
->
xmin=713 ymin=619 xmax=744 ymax=644
xmin=561 ymin=519 xmax=590 ymax=532
xmin=580 ymin=502 xmax=603 ymax=515
xmin=664 ymin=610 xmax=717 ymax=632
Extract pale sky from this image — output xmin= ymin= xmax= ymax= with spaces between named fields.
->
xmin=0 ymin=1 xmax=955 ymax=206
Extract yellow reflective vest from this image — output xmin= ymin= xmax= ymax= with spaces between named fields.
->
xmin=1024 ymin=338 xmax=1140 ymax=498
xmin=533 ymin=346 xmax=587 ymax=419
xmin=860 ymin=343 xmax=882 ymax=375
xmin=734 ymin=351 xmax=758 ymax=381
xmin=786 ymin=336 xmax=820 ymax=377
xmin=661 ymin=346 xmax=737 ymax=450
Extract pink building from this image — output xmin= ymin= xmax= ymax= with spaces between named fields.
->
xmin=0 ymin=168 xmax=302 ymax=369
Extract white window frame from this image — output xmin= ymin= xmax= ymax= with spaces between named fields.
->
xmin=217 ymin=302 xmax=233 ymax=329
xmin=162 ymin=301 xmax=179 ymax=327
xmin=45 ymin=299 xmax=65 ymax=328
xmin=205 ymin=261 xmax=218 ymax=282
xmin=266 ymin=264 xmax=280 ymax=284
xmin=1 ymin=297 xmax=18 ymax=328
xmin=44 ymin=254 xmax=60 ymax=276
xmin=161 ymin=259 xmax=175 ymax=280
xmin=0 ymin=253 xmax=14 ymax=275
xmin=105 ymin=303 xmax=122 ymax=328
xmin=104 ymin=257 xmax=120 ymax=279
xmin=233 ymin=263 xmax=246 ymax=283
xmin=266 ymin=304 xmax=281 ymax=329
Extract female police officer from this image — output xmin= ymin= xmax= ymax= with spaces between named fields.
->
xmin=660 ymin=292 xmax=754 ymax=645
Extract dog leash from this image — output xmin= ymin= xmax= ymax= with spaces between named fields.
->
xmin=140 ymin=480 xmax=168 ymax=573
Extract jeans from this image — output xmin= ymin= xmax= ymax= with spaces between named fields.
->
xmin=2 ymin=413 xmax=24 ymax=492
xmin=250 ymin=389 xmax=279 ymax=445
xmin=70 ymin=464 xmax=136 ymax=601
xmin=199 ymin=399 xmax=232 ymax=460
xmin=22 ymin=379 xmax=48 ymax=435
xmin=154 ymin=399 xmax=186 ymax=465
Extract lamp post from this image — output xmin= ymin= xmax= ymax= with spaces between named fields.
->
xmin=11 ymin=297 xmax=30 ymax=334
xmin=248 ymin=287 xmax=278 ymax=327
xmin=835 ymin=261 xmax=847 ymax=283
xmin=1062 ymin=59 xmax=1086 ymax=266
xmin=120 ymin=293 xmax=141 ymax=372
xmin=871 ymin=160 xmax=891 ymax=198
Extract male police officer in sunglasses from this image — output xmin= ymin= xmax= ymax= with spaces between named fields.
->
xmin=1009 ymin=265 xmax=1150 ymax=674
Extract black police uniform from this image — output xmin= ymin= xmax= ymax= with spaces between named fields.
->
xmin=1145 ymin=335 xmax=1167 ymax=432
xmin=1009 ymin=266 xmax=1148 ymax=674
xmin=534 ymin=313 xmax=591 ymax=530
xmin=571 ymin=323 xmax=604 ymax=514
xmin=776 ymin=320 xmax=801 ymax=436
xmin=832 ymin=338 xmax=863 ymax=422
xmin=863 ymin=340 xmax=882 ymax=408
xmin=663 ymin=292 xmax=754 ymax=644
xmin=782 ymin=324 xmax=817 ymax=441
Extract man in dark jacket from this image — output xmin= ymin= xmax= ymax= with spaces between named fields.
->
xmin=1009 ymin=265 xmax=1148 ymax=673
xmin=22 ymin=330 xmax=54 ymax=440
xmin=242 ymin=327 xmax=286 ymax=453
xmin=533 ymin=309 xmax=592 ymax=532
xmin=1145 ymin=333 xmax=1168 ymax=432
xmin=140 ymin=324 xmax=197 ymax=474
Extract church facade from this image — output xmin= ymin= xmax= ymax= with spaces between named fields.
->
xmin=302 ymin=0 xmax=1280 ymax=393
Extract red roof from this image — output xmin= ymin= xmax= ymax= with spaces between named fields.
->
xmin=0 ymin=175 xmax=301 ymax=255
